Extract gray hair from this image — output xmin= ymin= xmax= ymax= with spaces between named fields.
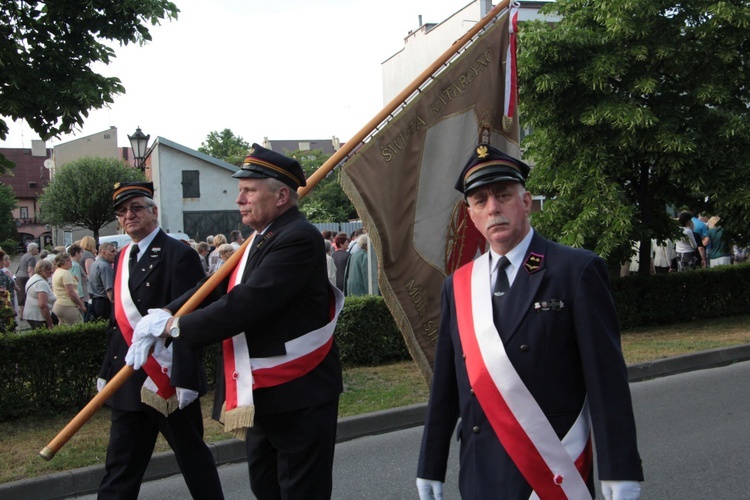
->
xmin=357 ymin=234 xmax=369 ymax=250
xmin=27 ymin=242 xmax=39 ymax=252
xmin=266 ymin=178 xmax=299 ymax=206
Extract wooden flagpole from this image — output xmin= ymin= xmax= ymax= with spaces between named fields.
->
xmin=299 ymin=0 xmax=511 ymax=197
xmin=39 ymin=0 xmax=511 ymax=461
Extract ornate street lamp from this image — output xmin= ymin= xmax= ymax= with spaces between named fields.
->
xmin=128 ymin=127 xmax=150 ymax=171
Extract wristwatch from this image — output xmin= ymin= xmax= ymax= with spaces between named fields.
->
xmin=169 ymin=317 xmax=181 ymax=339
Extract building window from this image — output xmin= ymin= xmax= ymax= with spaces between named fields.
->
xmin=20 ymin=207 xmax=28 ymax=219
xmin=182 ymin=170 xmax=200 ymax=198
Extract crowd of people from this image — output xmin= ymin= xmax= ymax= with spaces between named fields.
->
xmin=622 ymin=211 xmax=748 ymax=276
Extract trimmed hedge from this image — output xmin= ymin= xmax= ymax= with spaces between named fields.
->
xmin=611 ymin=263 xmax=750 ymax=329
xmin=0 ymin=321 xmax=108 ymax=421
xmin=3 ymin=265 xmax=749 ymax=421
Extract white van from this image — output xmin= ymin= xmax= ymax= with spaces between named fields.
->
xmin=98 ymin=232 xmax=192 ymax=250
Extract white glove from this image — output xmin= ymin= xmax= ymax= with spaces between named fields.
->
xmin=601 ymin=480 xmax=641 ymax=500
xmin=176 ymin=387 xmax=199 ymax=409
xmin=97 ymin=378 xmax=106 ymax=393
xmin=125 ymin=309 xmax=173 ymax=370
xmin=416 ymin=477 xmax=443 ymax=500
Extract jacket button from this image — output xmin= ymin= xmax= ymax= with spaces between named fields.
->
xmin=472 ymin=426 xmax=480 ymax=434
xmin=113 ymin=356 xmax=118 ymax=360
xmin=520 ymin=344 xmax=529 ymax=352
xmin=470 ymin=388 xmax=475 ymax=395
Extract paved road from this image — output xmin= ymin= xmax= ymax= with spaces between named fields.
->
xmin=76 ymin=360 xmax=750 ymax=499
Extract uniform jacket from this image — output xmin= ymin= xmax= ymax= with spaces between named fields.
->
xmin=418 ymin=232 xmax=643 ymax=499
xmin=166 ymin=207 xmax=343 ymax=417
xmin=99 ymin=229 xmax=208 ymax=412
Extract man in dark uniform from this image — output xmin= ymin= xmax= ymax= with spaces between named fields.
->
xmin=416 ymin=144 xmax=643 ymax=499
xmin=127 ymin=145 xmax=344 ymax=499
xmin=97 ymin=182 xmax=223 ymax=499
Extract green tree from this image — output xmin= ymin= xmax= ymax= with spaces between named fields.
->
xmin=289 ymin=149 xmax=357 ymax=223
xmin=0 ymin=184 xmax=18 ymax=247
xmin=518 ymin=0 xmax=750 ymax=274
xmin=39 ymin=157 xmax=146 ymax=242
xmin=198 ymin=129 xmax=250 ymax=166
xmin=0 ymin=0 xmax=179 ymax=173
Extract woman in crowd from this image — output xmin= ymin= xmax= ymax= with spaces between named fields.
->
xmin=1 ymin=251 xmax=18 ymax=316
xmin=208 ymin=234 xmax=227 ymax=274
xmin=216 ymin=243 xmax=235 ymax=270
xmin=78 ymin=236 xmax=96 ymax=311
xmin=23 ymin=260 xmax=56 ymax=329
xmin=0 ymin=249 xmax=17 ymax=310
xmin=51 ymin=252 xmax=87 ymax=325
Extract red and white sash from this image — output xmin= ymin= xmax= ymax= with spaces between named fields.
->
xmin=114 ymin=244 xmax=178 ymax=416
xmin=221 ymin=233 xmax=344 ymax=439
xmin=453 ymin=253 xmax=593 ymax=500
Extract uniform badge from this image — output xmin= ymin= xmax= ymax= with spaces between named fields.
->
xmin=477 ymin=145 xmax=489 ymax=158
xmin=524 ymin=252 xmax=544 ymax=274
xmin=534 ymin=299 xmax=564 ymax=312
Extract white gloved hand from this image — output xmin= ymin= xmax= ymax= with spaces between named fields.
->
xmin=176 ymin=387 xmax=199 ymax=409
xmin=416 ymin=477 xmax=443 ymax=500
xmin=601 ymin=480 xmax=641 ymax=500
xmin=125 ymin=309 xmax=173 ymax=370
xmin=97 ymin=378 xmax=107 ymax=393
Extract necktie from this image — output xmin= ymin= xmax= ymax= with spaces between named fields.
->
xmin=492 ymin=256 xmax=510 ymax=328
xmin=129 ymin=244 xmax=140 ymax=273
xmin=493 ymin=256 xmax=511 ymax=298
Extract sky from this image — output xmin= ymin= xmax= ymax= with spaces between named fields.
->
xmin=0 ymin=0 xmax=475 ymax=151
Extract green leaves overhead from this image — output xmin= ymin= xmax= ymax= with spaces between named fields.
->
xmin=519 ymin=0 xmax=750 ymax=270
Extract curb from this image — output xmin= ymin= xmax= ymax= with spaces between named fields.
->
xmin=3 ymin=346 xmax=750 ymax=500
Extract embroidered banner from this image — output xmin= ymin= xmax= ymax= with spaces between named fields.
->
xmin=341 ymin=6 xmax=520 ymax=381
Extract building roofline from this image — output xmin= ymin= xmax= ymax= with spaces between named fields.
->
xmin=153 ymin=137 xmax=239 ymax=173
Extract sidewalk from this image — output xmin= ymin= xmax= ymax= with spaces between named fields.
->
xmin=3 ymin=343 xmax=750 ymax=500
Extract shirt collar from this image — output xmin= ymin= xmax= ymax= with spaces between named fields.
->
xmin=132 ymin=226 xmax=160 ymax=256
xmin=489 ymin=228 xmax=535 ymax=271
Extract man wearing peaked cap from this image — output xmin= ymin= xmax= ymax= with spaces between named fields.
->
xmin=233 ymin=143 xmax=307 ymax=188
xmin=454 ymin=142 xmax=530 ymax=195
xmin=127 ymin=143 xmax=343 ymax=498
xmin=417 ymin=144 xmax=643 ymax=499
xmin=112 ymin=181 xmax=155 ymax=207
xmin=98 ymin=181 xmax=224 ymax=498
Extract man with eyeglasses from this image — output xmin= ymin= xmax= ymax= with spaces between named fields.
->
xmin=97 ymin=182 xmax=224 ymax=499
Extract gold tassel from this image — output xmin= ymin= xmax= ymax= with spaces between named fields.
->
xmin=219 ymin=402 xmax=255 ymax=441
xmin=140 ymin=387 xmax=179 ymax=417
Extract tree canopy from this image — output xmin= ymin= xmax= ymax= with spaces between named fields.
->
xmin=39 ymin=157 xmax=146 ymax=242
xmin=198 ymin=129 xmax=250 ymax=166
xmin=518 ymin=0 xmax=750 ymax=272
xmin=290 ymin=149 xmax=357 ymax=223
xmin=0 ymin=0 xmax=179 ymax=173
xmin=0 ymin=184 xmax=18 ymax=248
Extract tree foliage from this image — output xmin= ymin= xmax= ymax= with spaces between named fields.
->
xmin=0 ymin=0 xmax=179 ymax=173
xmin=290 ymin=149 xmax=357 ymax=223
xmin=39 ymin=157 xmax=146 ymax=241
xmin=198 ymin=129 xmax=250 ymax=166
xmin=519 ymin=0 xmax=750 ymax=272
xmin=0 ymin=184 xmax=18 ymax=245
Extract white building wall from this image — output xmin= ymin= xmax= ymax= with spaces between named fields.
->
xmin=150 ymin=139 xmax=239 ymax=236
xmin=382 ymin=1 xmax=555 ymax=104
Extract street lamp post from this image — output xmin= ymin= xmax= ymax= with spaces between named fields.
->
xmin=128 ymin=127 xmax=151 ymax=172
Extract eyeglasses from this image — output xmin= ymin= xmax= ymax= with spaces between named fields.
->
xmin=114 ymin=204 xmax=151 ymax=217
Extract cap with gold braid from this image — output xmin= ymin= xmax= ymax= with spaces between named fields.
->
xmin=455 ymin=143 xmax=530 ymax=196
xmin=112 ymin=182 xmax=155 ymax=208
xmin=232 ymin=143 xmax=306 ymax=189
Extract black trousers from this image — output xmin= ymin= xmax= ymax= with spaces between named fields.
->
xmin=90 ymin=296 xmax=112 ymax=321
xmin=98 ymin=400 xmax=224 ymax=500
xmin=245 ymin=398 xmax=339 ymax=500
